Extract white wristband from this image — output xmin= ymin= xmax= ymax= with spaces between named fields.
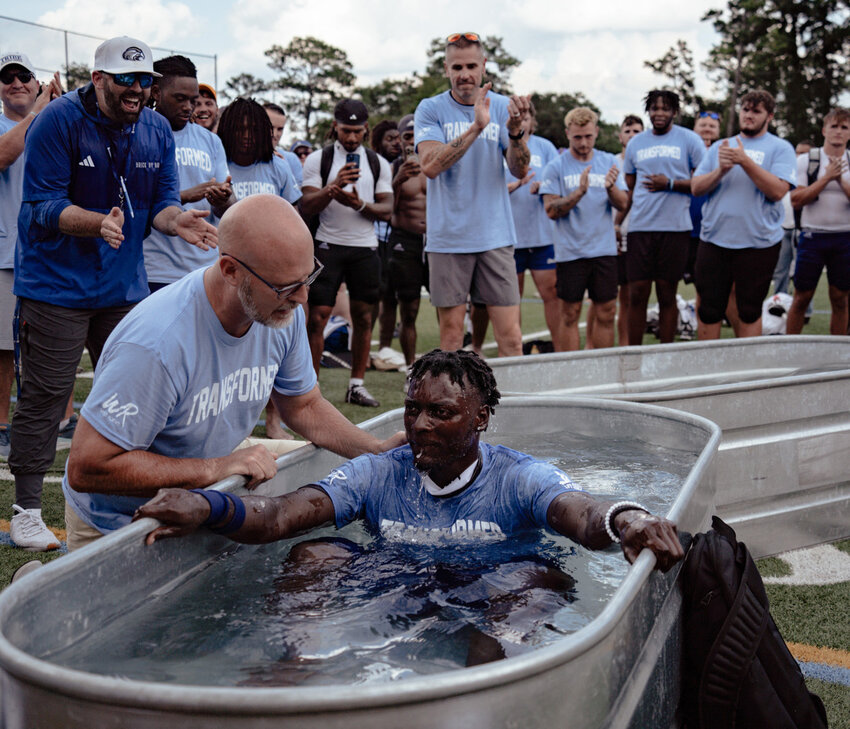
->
xmin=605 ymin=501 xmax=650 ymax=544
xmin=356 ymin=201 xmax=367 ymax=213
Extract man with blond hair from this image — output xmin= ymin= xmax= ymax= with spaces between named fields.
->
xmin=539 ymin=107 xmax=628 ymax=350
xmin=786 ymin=107 xmax=850 ymax=335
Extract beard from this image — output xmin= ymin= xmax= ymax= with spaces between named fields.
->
xmin=237 ymin=277 xmax=295 ymax=329
xmin=101 ymin=84 xmax=148 ymax=125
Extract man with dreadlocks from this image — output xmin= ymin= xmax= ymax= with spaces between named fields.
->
xmin=135 ymin=349 xmax=683 ymax=575
xmin=217 ymin=98 xmax=301 ymax=207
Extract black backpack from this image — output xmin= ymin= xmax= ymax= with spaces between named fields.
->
xmin=303 ymin=144 xmax=382 ymax=239
xmin=679 ymin=516 xmax=829 ymax=729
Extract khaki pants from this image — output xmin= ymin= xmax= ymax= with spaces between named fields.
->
xmin=65 ymin=502 xmax=103 ymax=552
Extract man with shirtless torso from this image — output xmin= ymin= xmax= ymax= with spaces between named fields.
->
xmin=388 ymin=114 xmax=428 ymax=367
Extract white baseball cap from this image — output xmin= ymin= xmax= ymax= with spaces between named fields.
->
xmin=93 ymin=36 xmax=161 ymax=77
xmin=0 ymin=52 xmax=36 ymax=75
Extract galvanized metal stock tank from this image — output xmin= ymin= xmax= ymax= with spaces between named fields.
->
xmin=0 ymin=399 xmax=719 ymax=729
xmin=488 ymin=336 xmax=850 ymax=557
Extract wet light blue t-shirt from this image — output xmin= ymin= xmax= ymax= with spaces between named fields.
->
xmin=62 ymin=267 xmax=316 ymax=532
xmin=143 ymin=122 xmax=229 ymax=284
xmin=696 ymin=132 xmax=797 ymax=249
xmin=623 ymin=125 xmax=706 ymax=232
xmin=229 ymin=156 xmax=302 ymax=205
xmin=538 ymin=149 xmax=627 ymax=262
xmin=0 ymin=114 xmax=24 ymax=270
xmin=415 ymin=90 xmax=517 ymax=253
xmin=507 ymin=134 xmax=558 ymax=249
xmin=317 ymin=442 xmax=580 ymax=540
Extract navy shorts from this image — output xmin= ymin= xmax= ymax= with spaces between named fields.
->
xmin=514 ymin=245 xmax=556 ymax=274
xmin=556 ymin=256 xmax=618 ymax=304
xmin=794 ymin=231 xmax=850 ymax=292
xmin=309 ymin=242 xmax=381 ymax=307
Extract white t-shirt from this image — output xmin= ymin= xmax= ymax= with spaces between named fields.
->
xmin=797 ymin=148 xmax=850 ymax=232
xmin=302 ymin=141 xmax=392 ymax=248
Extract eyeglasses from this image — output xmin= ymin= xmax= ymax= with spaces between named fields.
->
xmin=108 ymin=72 xmax=154 ymax=89
xmin=699 ymin=111 xmax=720 ymax=120
xmin=0 ymin=69 xmax=35 ymax=85
xmin=227 ymin=254 xmax=324 ymax=299
xmin=446 ymin=32 xmax=480 ymax=44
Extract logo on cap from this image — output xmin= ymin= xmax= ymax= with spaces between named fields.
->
xmin=122 ymin=47 xmax=146 ymax=62
xmin=349 ymin=114 xmax=357 ymax=121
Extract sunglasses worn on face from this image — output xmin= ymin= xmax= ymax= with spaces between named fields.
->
xmin=699 ymin=111 xmax=720 ymax=120
xmin=446 ymin=32 xmax=480 ymax=44
xmin=0 ymin=69 xmax=35 ymax=85
xmin=228 ymin=254 xmax=324 ymax=299
xmin=109 ymin=72 xmax=154 ymax=89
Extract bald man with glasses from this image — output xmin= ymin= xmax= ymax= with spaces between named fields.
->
xmin=63 ymin=195 xmax=404 ymax=551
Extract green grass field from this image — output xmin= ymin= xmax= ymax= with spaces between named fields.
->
xmin=0 ymin=275 xmax=846 ymax=725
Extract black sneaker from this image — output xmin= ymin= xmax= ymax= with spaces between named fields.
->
xmin=58 ymin=413 xmax=78 ymax=440
xmin=345 ymin=384 xmax=380 ymax=407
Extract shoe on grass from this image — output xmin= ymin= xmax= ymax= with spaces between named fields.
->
xmin=345 ymin=384 xmax=380 ymax=408
xmin=10 ymin=505 xmax=60 ymax=552
xmin=0 ymin=423 xmax=9 ymax=460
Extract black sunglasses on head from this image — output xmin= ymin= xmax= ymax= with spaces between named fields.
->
xmin=0 ymin=69 xmax=35 ymax=85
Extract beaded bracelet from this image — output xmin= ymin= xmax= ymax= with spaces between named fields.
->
xmin=604 ymin=501 xmax=650 ymax=544
xmin=191 ymin=489 xmax=247 ymax=535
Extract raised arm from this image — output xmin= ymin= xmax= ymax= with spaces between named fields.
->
xmin=134 ymin=484 xmax=335 ymax=545
xmin=546 ymin=491 xmax=684 ymax=571
xmin=418 ymin=83 xmax=492 ymax=179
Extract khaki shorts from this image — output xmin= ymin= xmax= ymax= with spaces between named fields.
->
xmin=428 ymin=247 xmax=521 ymax=308
xmin=65 ymin=501 xmax=104 ymax=552
xmin=0 ymin=270 xmax=14 ymax=350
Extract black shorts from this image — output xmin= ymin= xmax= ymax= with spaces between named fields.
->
xmin=309 ymin=241 xmax=381 ymax=307
xmin=617 ymin=253 xmax=628 ymax=287
xmin=377 ymin=237 xmax=394 ymax=299
xmin=387 ymin=227 xmax=428 ymax=302
xmin=556 ymin=256 xmax=618 ymax=304
xmin=626 ymin=230 xmax=690 ymax=284
xmin=695 ymin=240 xmax=781 ymax=325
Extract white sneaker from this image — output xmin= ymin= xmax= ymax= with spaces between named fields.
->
xmin=372 ymin=347 xmax=407 ymax=372
xmin=10 ymin=505 xmax=60 ymax=552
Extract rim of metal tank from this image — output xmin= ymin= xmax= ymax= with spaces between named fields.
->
xmin=0 ymin=398 xmax=721 ymax=714
xmin=490 ymin=334 xmax=850 ymax=368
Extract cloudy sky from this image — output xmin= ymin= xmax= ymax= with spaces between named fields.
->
xmin=3 ymin=0 xmax=725 ymax=136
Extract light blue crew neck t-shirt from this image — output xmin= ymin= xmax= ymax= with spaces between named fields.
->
xmin=229 ymin=156 xmax=302 ymax=205
xmin=623 ymin=125 xmax=706 ymax=232
xmin=539 ymin=149 xmax=627 ymax=262
xmin=695 ymin=132 xmax=797 ymax=249
xmin=279 ymin=148 xmax=303 ymax=186
xmin=143 ymin=122 xmax=229 ymax=284
xmin=415 ymin=90 xmax=517 ymax=254
xmin=0 ymin=114 xmax=25 ymax=270
xmin=317 ymin=442 xmax=580 ymax=541
xmin=507 ymin=134 xmax=558 ymax=250
xmin=62 ymin=267 xmax=317 ymax=532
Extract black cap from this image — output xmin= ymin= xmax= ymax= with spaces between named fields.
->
xmin=334 ymin=99 xmax=368 ymax=125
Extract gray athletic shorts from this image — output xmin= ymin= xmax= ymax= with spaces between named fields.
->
xmin=428 ymin=247 xmax=521 ymax=308
xmin=0 ymin=270 xmax=14 ymax=350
